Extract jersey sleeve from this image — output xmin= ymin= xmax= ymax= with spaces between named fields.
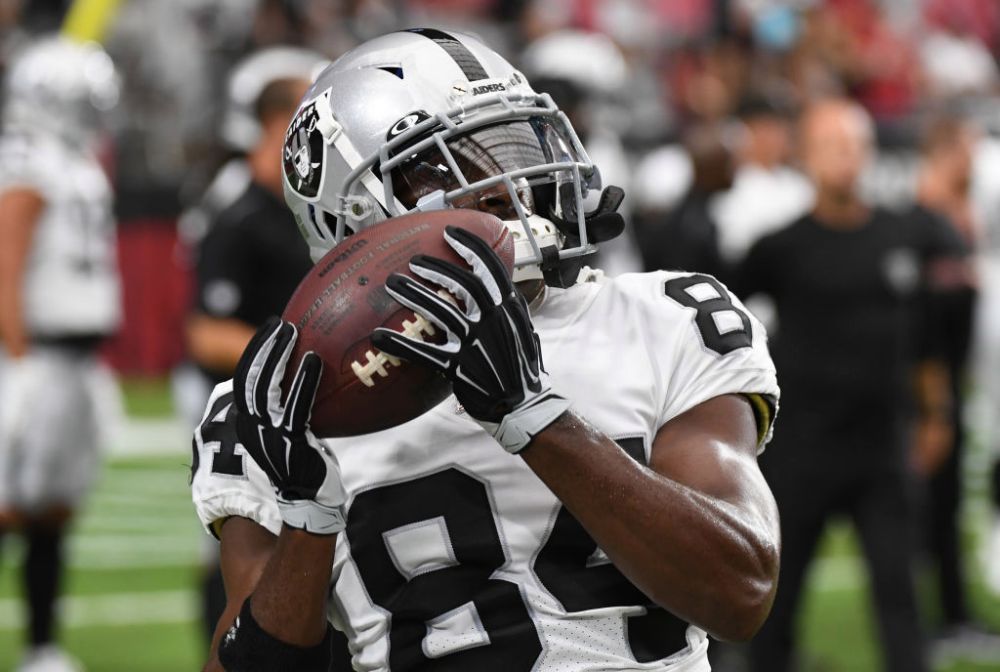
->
xmin=628 ymin=271 xmax=780 ymax=450
xmin=190 ymin=380 xmax=282 ymax=537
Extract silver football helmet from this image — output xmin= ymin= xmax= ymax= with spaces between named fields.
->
xmin=282 ymin=29 xmax=624 ymax=282
xmin=4 ymin=35 xmax=119 ymax=146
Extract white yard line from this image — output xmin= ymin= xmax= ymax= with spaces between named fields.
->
xmin=811 ymin=555 xmax=866 ymax=592
xmin=109 ymin=418 xmax=191 ymax=458
xmin=0 ymin=590 xmax=196 ymax=630
xmin=0 ymin=556 xmax=868 ymax=633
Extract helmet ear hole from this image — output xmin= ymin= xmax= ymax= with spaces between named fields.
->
xmin=322 ymin=209 xmax=347 ymax=237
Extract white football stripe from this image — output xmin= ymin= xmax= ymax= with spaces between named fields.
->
xmin=0 ymin=590 xmax=195 ymax=630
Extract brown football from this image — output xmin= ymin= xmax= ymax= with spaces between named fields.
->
xmin=281 ymin=210 xmax=514 ymax=437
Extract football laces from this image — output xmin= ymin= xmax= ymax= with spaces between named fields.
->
xmin=351 ymin=311 xmax=436 ymax=387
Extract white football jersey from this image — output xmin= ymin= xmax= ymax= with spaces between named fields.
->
xmin=0 ymin=133 xmax=121 ymax=336
xmin=192 ymin=270 xmax=779 ymax=672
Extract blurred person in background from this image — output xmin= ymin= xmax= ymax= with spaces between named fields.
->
xmin=633 ymin=122 xmax=733 ymax=279
xmin=713 ymin=94 xmax=813 ymax=268
xmin=921 ymin=0 xmax=1000 ymax=100
xmin=920 ymin=20 xmax=999 ymax=101
xmin=913 ymin=115 xmax=1000 ymax=662
xmin=182 ymin=45 xmax=326 ymax=644
xmin=0 ymin=36 xmax=120 ymax=672
xmin=738 ymin=98 xmax=964 ymax=672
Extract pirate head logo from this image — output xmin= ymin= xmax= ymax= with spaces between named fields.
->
xmin=283 ymin=97 xmax=326 ymax=199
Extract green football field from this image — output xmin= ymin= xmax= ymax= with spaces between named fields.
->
xmin=0 ymin=380 xmax=999 ymax=671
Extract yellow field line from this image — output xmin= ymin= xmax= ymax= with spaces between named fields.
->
xmin=61 ymin=0 xmax=125 ymax=43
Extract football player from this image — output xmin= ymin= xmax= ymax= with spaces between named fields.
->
xmin=191 ymin=29 xmax=780 ymax=672
xmin=0 ymin=36 xmax=121 ymax=672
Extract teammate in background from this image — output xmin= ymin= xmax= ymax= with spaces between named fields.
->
xmin=182 ymin=46 xmax=326 ymax=643
xmin=739 ymin=99 xmax=963 ymax=672
xmin=633 ymin=122 xmax=733 ymax=280
xmin=0 ymin=37 xmax=121 ymax=672
xmin=914 ymin=116 xmax=1000 ymax=662
xmin=714 ymin=95 xmax=813 ymax=266
xmin=192 ymin=30 xmax=781 ymax=672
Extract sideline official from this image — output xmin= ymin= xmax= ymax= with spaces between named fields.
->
xmin=740 ymin=99 xmax=964 ymax=672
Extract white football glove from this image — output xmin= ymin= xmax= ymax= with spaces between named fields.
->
xmin=371 ymin=225 xmax=570 ymax=453
xmin=233 ymin=318 xmax=347 ymax=534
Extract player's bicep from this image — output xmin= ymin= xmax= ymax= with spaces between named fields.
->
xmin=650 ymin=394 xmax=778 ymax=532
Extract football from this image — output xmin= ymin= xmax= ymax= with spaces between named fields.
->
xmin=281 ymin=209 xmax=515 ymax=437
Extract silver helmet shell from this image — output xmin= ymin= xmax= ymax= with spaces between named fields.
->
xmin=281 ymin=29 xmax=605 ymax=279
xmin=4 ymin=35 xmax=119 ymax=146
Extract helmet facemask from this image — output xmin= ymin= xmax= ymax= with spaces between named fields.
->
xmin=315 ymin=91 xmax=624 ymax=284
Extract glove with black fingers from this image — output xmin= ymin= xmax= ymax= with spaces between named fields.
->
xmin=371 ymin=225 xmax=571 ymax=453
xmin=233 ymin=317 xmax=347 ymax=534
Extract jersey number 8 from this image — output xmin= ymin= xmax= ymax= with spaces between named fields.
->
xmin=664 ymin=274 xmax=752 ymax=355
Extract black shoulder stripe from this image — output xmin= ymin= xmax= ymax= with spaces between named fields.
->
xmin=406 ymin=28 xmax=489 ymax=81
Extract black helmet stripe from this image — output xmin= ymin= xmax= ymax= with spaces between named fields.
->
xmin=406 ymin=28 xmax=489 ymax=81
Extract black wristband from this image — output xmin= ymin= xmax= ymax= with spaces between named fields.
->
xmin=218 ymin=597 xmax=333 ymax=672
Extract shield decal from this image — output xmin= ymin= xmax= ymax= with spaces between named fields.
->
xmin=283 ymin=96 xmax=326 ymax=199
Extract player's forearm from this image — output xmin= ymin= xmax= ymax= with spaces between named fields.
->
xmin=0 ymin=188 xmax=42 ymax=358
xmin=0 ymin=283 xmax=28 ymax=357
xmin=248 ymin=527 xmax=337 ymax=646
xmin=913 ymin=358 xmax=951 ymax=419
xmin=187 ymin=314 xmax=257 ymax=373
xmin=523 ymin=412 xmax=778 ymax=641
xmin=0 ymin=233 xmax=30 ymax=358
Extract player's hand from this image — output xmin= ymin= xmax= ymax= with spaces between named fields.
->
xmin=371 ymin=225 xmax=570 ymax=453
xmin=233 ymin=317 xmax=346 ymax=534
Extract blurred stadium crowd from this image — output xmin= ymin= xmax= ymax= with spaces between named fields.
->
xmin=0 ymin=0 xmax=995 ymax=373
xmin=3 ymin=0 xmax=1000 ymax=670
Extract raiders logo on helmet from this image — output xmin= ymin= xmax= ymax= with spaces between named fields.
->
xmin=283 ymin=96 xmax=326 ymax=199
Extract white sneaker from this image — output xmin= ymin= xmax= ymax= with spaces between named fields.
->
xmin=15 ymin=645 xmax=85 ymax=672
xmin=931 ymin=623 xmax=1000 ymax=666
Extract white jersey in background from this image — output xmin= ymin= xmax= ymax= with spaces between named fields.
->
xmin=0 ymin=132 xmax=121 ymax=337
xmin=192 ymin=270 xmax=779 ymax=672
xmin=712 ymin=164 xmax=814 ymax=264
